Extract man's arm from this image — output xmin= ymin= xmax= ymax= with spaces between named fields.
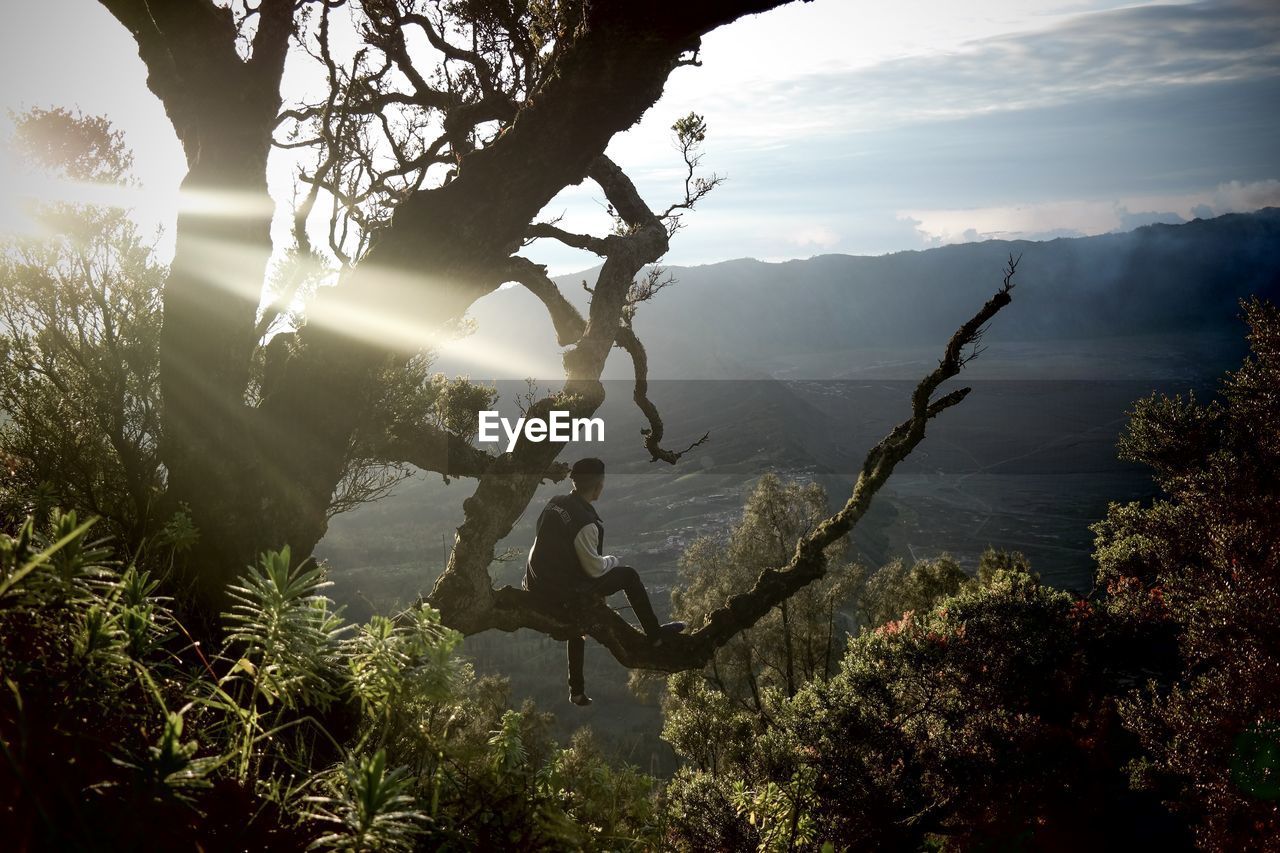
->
xmin=573 ymin=525 xmax=619 ymax=579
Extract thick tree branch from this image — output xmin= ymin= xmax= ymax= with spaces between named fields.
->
xmin=269 ymin=0 xmax=796 ymax=450
xmin=459 ymin=259 xmax=1018 ymax=671
xmin=525 ymin=223 xmax=611 ymax=256
xmin=98 ymin=0 xmax=293 ymax=162
xmin=425 ymin=156 xmax=675 ymax=632
xmin=372 ymin=420 xmax=498 ymax=481
xmin=506 ymin=256 xmax=586 ymax=347
xmin=248 ymin=0 xmax=295 ymax=78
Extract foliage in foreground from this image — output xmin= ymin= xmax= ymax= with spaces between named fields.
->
xmin=659 ymin=302 xmax=1279 ymax=852
xmin=1096 ymin=297 xmax=1280 ymax=847
xmin=0 ymin=518 xmax=662 ymax=850
xmin=4 ymin=311 xmax=1277 ymax=851
xmin=663 ymin=560 xmax=1169 ymax=851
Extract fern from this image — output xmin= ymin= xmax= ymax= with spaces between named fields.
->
xmin=0 ymin=511 xmax=106 ymax=604
xmin=305 ymin=749 xmax=427 ymax=852
xmin=113 ymin=711 xmax=217 ymax=804
xmin=222 ymin=546 xmax=347 ymax=710
xmin=487 ymin=709 xmax=528 ymax=773
xmin=344 ymin=603 xmax=463 ymax=718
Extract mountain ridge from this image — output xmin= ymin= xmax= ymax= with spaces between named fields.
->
xmin=438 ymin=208 xmax=1280 ymax=381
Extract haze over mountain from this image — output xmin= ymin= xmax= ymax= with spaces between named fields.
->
xmin=440 ymin=208 xmax=1280 ymax=381
xmin=329 ymin=208 xmax=1280 ymax=606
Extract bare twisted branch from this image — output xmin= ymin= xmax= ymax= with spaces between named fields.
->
xmin=614 ymin=325 xmax=709 ymax=464
xmin=467 ymin=258 xmax=1019 ymax=671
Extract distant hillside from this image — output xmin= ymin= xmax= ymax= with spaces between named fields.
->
xmin=444 ymin=209 xmax=1280 ymax=380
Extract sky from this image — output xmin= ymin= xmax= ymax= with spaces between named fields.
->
xmin=1 ymin=0 xmax=1278 ymax=274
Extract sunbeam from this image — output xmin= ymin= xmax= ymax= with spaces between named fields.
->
xmin=177 ymin=228 xmax=562 ymax=378
xmin=304 ymin=264 xmax=559 ymax=376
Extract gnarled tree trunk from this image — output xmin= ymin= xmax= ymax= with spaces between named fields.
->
xmin=99 ymin=0 xmax=800 ymax=617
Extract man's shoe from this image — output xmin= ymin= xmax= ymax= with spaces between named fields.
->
xmin=652 ymin=621 xmax=686 ymax=647
xmin=569 ymin=692 xmax=593 ymax=707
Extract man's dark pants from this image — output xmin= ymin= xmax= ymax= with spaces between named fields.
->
xmin=565 ymin=566 xmax=661 ymax=696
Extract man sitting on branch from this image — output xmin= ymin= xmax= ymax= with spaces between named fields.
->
xmin=523 ymin=457 xmax=685 ymax=706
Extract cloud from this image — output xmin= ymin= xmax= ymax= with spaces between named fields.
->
xmin=1203 ymin=179 xmax=1280 ymax=214
xmin=901 ymin=179 xmax=1280 ymax=244
xmin=1114 ymin=206 xmax=1187 ymax=231
xmin=705 ymin=0 xmax=1280 ymax=142
xmin=787 ymin=225 xmax=841 ymax=249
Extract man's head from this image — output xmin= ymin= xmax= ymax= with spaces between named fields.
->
xmin=569 ymin=457 xmax=606 ymax=501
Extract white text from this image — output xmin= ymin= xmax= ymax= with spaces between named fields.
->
xmin=477 ymin=410 xmax=605 ymax=452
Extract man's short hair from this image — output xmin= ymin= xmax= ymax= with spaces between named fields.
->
xmin=570 ymin=457 xmax=605 ymax=490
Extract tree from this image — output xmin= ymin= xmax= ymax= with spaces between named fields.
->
xmin=658 ymin=481 xmax=1030 ymax=788
xmin=767 ymin=569 xmax=1154 ymax=849
xmin=88 ymin=0 xmax=1018 ymax=675
xmin=663 ymin=567 xmax=1186 ymax=850
xmin=0 ymin=109 xmax=493 ymax=561
xmin=858 ymin=554 xmax=968 ymax=630
xmin=0 ymin=109 xmax=165 ymax=543
xmin=669 ymin=474 xmax=862 ymax=714
xmin=1094 ymin=298 xmax=1280 ymax=848
xmin=92 ymin=0 xmax=782 ymax=604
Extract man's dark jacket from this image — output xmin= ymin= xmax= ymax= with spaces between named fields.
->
xmin=524 ymin=493 xmax=604 ymax=599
